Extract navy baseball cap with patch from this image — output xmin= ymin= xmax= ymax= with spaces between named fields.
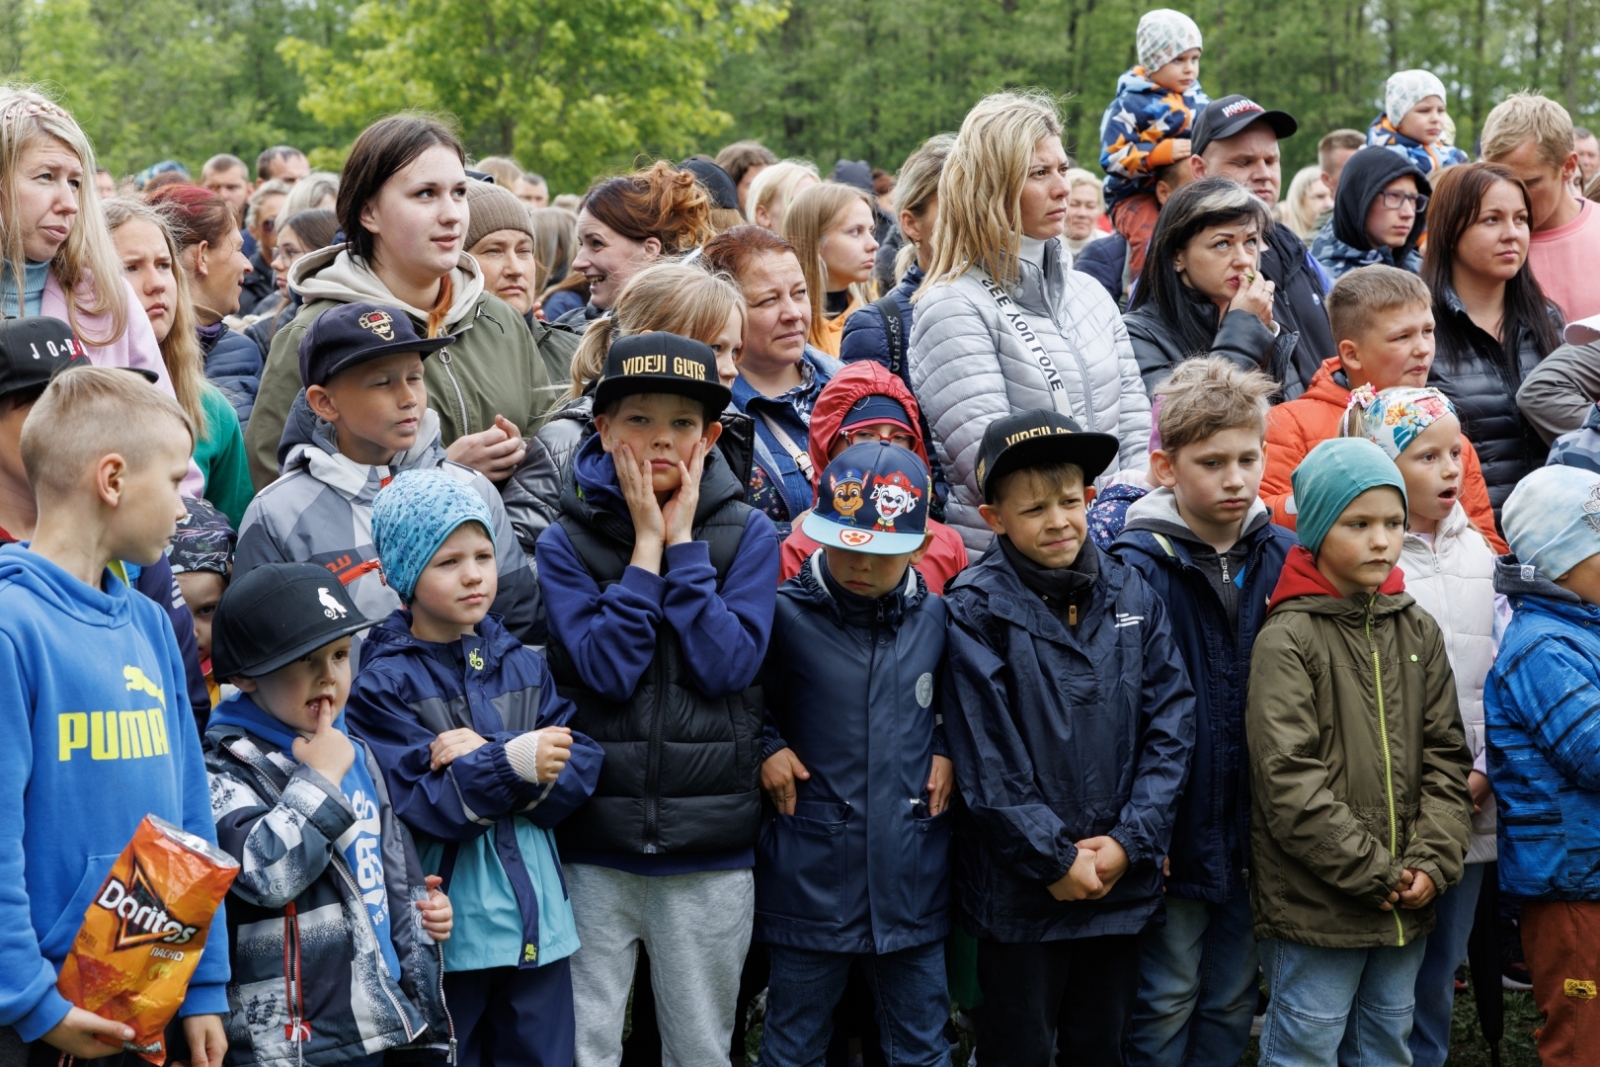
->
xmin=211 ymin=562 xmax=371 ymax=679
xmin=839 ymin=394 xmax=914 ymax=435
xmin=976 ymin=409 xmax=1120 ymax=502
xmin=298 ymin=301 xmax=456 ymax=387
xmin=802 ymin=442 xmax=931 ymax=555
xmin=594 ymin=331 xmax=732 ymax=415
xmin=0 ymin=316 xmax=89 ymax=399
xmin=1191 ymin=95 xmax=1299 ymax=158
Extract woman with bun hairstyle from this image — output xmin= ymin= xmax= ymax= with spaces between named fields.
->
xmin=145 ymin=184 xmax=262 ymax=429
xmin=781 ymin=182 xmax=879 ymax=357
xmin=910 ymin=89 xmax=1150 ymax=549
xmin=501 ymin=261 xmax=754 ymax=553
xmin=555 ymin=160 xmax=716 ymax=330
xmin=244 ymin=113 xmax=574 ymax=491
xmin=106 ymin=198 xmax=254 ymax=525
xmin=0 ymin=85 xmax=202 ymax=493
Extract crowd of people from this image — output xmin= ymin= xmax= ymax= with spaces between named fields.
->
xmin=5 ymin=8 xmax=1600 ymax=1067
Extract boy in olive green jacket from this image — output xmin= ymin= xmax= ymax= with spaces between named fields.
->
xmin=1245 ymin=437 xmax=1471 ymax=1066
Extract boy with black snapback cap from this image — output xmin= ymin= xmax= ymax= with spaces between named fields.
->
xmin=941 ymin=408 xmax=1196 ymax=1066
xmin=204 ymin=561 xmax=455 ymax=1067
xmin=235 ymin=301 xmax=541 ymax=654
xmin=535 ymin=331 xmax=780 ymax=1067
xmin=755 ymin=441 xmax=955 ymax=1066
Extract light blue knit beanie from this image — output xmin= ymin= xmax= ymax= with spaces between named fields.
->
xmin=1502 ymin=465 xmax=1600 ymax=580
xmin=371 ymin=469 xmax=496 ymax=602
xmin=1291 ymin=437 xmax=1408 ymax=556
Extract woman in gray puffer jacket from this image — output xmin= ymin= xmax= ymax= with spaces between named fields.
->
xmin=910 ymin=90 xmax=1150 ymax=550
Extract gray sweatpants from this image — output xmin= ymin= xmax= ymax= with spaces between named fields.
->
xmin=567 ymin=863 xmax=755 ymax=1067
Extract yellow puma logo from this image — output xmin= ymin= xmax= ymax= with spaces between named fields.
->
xmin=123 ymin=666 xmax=165 ymax=707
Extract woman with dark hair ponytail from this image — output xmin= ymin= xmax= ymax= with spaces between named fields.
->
xmin=243 ymin=113 xmax=575 ymax=489
xmin=1422 ymin=161 xmax=1563 ymax=518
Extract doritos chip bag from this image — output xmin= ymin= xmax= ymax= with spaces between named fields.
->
xmin=56 ymin=815 xmax=238 ymax=1063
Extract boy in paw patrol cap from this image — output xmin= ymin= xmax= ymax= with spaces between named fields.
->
xmin=756 ymin=441 xmax=956 ymax=1065
xmin=940 ymin=407 xmax=1196 ymax=1065
xmin=236 ymin=301 xmax=543 ymax=658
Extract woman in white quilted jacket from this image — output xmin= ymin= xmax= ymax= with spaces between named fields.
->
xmin=909 ymin=90 xmax=1151 ymax=549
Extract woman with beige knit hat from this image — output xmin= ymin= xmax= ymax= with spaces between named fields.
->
xmin=465 ymin=178 xmax=539 ymax=317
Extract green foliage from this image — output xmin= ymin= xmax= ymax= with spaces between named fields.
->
xmin=279 ymin=0 xmax=787 ymax=193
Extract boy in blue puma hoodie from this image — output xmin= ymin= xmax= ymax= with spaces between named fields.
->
xmin=348 ymin=470 xmax=603 ymax=1067
xmin=0 ymin=366 xmax=229 ymax=1064
xmin=204 ymin=563 xmax=454 ymax=1067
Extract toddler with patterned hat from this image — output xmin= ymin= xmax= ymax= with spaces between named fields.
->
xmin=1368 ymin=70 xmax=1469 ymax=175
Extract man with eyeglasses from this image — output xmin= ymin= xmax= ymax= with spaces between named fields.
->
xmin=1310 ymin=147 xmax=1431 ymax=284
xmin=1189 ymin=96 xmax=1338 ymax=400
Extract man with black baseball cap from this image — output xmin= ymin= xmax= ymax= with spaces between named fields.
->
xmin=1190 ymin=94 xmax=1336 ymax=397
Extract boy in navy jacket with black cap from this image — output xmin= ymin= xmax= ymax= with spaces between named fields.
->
xmin=535 ymin=332 xmax=780 ymax=1067
xmin=756 ymin=442 xmax=951 ymax=1067
xmin=940 ymin=409 xmax=1196 ymax=1066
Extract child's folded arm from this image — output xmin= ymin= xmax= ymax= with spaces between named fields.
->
xmin=345 ymin=676 xmax=544 ymax=839
xmin=1110 ymin=594 xmax=1197 ymax=867
xmin=661 ymin=511 xmax=781 ymax=698
xmin=1101 ymin=94 xmax=1157 ymax=180
xmin=1493 ymin=635 xmax=1600 ymax=792
xmin=536 ymin=522 xmax=666 ymax=700
xmin=207 ymin=764 xmax=353 ymax=908
xmin=940 ymin=618 xmax=1080 ymax=885
xmin=1247 ymin=628 xmax=1405 ymax=907
xmin=511 ymin=684 xmax=604 ymax=828
xmin=1401 ymin=627 xmax=1473 ymax=891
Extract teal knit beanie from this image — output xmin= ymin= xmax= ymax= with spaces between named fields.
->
xmin=1291 ymin=437 xmax=1408 ymax=555
xmin=371 ymin=469 xmax=496 ymax=602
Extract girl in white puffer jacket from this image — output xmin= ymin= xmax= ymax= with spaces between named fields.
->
xmin=1347 ymin=385 xmax=1502 ymax=1067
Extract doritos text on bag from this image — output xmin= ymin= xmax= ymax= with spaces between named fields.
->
xmin=56 ymin=814 xmax=239 ymax=1063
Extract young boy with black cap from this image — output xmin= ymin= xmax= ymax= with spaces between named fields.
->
xmin=755 ymin=441 xmax=953 ymax=1066
xmin=940 ymin=409 xmax=1196 ymax=1066
xmin=535 ymin=331 xmax=780 ymax=1067
xmin=346 ymin=469 xmax=603 ymax=1067
xmin=235 ymin=301 xmax=541 ymax=653
xmin=204 ymin=561 xmax=455 ymax=1067
xmin=0 ymin=363 xmax=228 ymax=1066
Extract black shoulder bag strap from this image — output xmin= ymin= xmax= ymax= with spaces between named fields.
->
xmin=873 ymin=293 xmax=907 ymax=376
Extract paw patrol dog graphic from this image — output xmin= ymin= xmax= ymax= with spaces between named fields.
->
xmin=829 ymin=468 xmax=866 ymax=523
xmin=869 ymin=470 xmax=922 ymax=532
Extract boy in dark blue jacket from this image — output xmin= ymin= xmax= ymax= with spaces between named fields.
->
xmin=757 ymin=443 xmax=952 ymax=1067
xmin=535 ymin=332 xmax=780 ymax=1067
xmin=347 ymin=470 xmax=602 ymax=1067
xmin=1111 ymin=358 xmax=1294 ymax=1067
xmin=941 ymin=409 xmax=1196 ymax=1066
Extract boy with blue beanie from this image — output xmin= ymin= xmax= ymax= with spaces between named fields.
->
xmin=347 ymin=470 xmax=603 ymax=1067
xmin=1247 ymin=437 xmax=1472 ymax=1065
xmin=756 ymin=442 xmax=953 ymax=1067
xmin=1485 ymin=464 xmax=1600 ymax=1065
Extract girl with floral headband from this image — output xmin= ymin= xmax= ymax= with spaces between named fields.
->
xmin=1344 ymin=384 xmax=1503 ymax=1067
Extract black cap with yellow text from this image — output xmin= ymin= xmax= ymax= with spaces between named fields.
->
xmin=976 ymin=409 xmax=1120 ymax=502
xmin=594 ymin=331 xmax=731 ymax=414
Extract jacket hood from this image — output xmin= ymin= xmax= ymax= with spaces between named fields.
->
xmin=1121 ymin=486 xmax=1271 ymax=545
xmin=0 ymin=543 xmax=134 ymax=629
xmin=282 ymin=408 xmax=447 ymax=500
xmin=1115 ymin=67 xmax=1162 ymax=95
xmin=1492 ymin=551 xmax=1583 ymax=604
xmin=1333 ymin=149 xmax=1430 ymax=253
xmin=1269 ymin=544 xmax=1405 ymax=609
xmin=789 ymin=547 xmax=926 ymax=630
xmin=288 ymin=245 xmax=486 ymax=330
xmin=804 ymin=360 xmax=932 ymax=489
xmin=358 ymin=607 xmax=521 ymax=664
xmin=1302 ymin=357 xmax=1350 ymax=408
xmin=567 ymin=431 xmax=744 ymax=540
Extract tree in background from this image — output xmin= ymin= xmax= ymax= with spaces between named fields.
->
xmin=279 ymin=0 xmax=785 ymax=192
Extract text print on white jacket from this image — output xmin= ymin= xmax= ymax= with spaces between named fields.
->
xmin=1399 ymin=501 xmax=1499 ymax=863
xmin=909 ymin=235 xmax=1151 ymax=550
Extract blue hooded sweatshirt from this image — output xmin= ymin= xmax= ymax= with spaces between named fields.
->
xmin=0 ymin=544 xmax=229 ymax=1041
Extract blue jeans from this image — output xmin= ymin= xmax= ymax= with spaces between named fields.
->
xmin=1127 ymin=891 xmax=1260 ymax=1067
xmin=1407 ymin=862 xmax=1485 ymax=1067
xmin=759 ymin=941 xmax=950 ymax=1067
xmin=1257 ymin=935 xmax=1428 ymax=1067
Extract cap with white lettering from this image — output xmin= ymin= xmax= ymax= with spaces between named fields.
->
xmin=1191 ymin=95 xmax=1299 ymax=159
xmin=976 ymin=409 xmax=1120 ymax=502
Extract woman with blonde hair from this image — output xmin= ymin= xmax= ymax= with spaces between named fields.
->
xmin=280 ymin=170 xmax=339 ymax=216
xmin=502 ymin=261 xmax=752 ymax=552
xmin=1063 ymin=167 xmax=1109 ymax=257
xmin=747 ymin=159 xmax=820 ymax=230
xmin=1279 ymin=163 xmax=1334 ymax=240
xmin=780 ymin=182 xmax=879 ymax=357
xmin=105 ymin=198 xmax=254 ymax=524
xmin=910 ymin=89 xmax=1149 ymax=548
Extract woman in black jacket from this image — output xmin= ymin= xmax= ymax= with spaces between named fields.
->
xmin=1422 ymin=162 xmax=1563 ymax=518
xmin=1123 ymin=178 xmax=1299 ymax=396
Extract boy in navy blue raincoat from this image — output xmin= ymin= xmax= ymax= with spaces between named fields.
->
xmin=757 ymin=443 xmax=952 ymax=1067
